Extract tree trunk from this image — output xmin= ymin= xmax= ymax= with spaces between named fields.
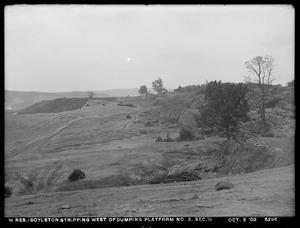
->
xmin=261 ymin=97 xmax=267 ymax=132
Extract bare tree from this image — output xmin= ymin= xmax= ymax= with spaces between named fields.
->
xmin=244 ymin=55 xmax=276 ymax=131
xmin=87 ymin=91 xmax=95 ymax=99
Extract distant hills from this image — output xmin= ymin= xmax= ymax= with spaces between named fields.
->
xmin=95 ymin=88 xmax=140 ymax=97
xmin=96 ymin=88 xmax=174 ymax=97
xmin=5 ymin=90 xmax=109 ymax=110
xmin=5 ymin=88 xmax=175 ymax=110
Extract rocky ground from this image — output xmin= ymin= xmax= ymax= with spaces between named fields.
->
xmin=4 ymin=89 xmax=295 ymax=217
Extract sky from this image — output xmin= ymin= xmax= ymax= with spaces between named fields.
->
xmin=5 ymin=5 xmax=294 ymax=92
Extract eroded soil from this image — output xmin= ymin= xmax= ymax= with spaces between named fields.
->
xmin=5 ymin=165 xmax=294 ymax=217
xmin=5 ymin=96 xmax=295 ymax=217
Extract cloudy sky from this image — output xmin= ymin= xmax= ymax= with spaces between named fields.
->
xmin=5 ymin=5 xmax=294 ymax=92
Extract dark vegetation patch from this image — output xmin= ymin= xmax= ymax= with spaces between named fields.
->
xmin=117 ymin=102 xmax=136 ymax=107
xmin=5 ymin=186 xmax=12 ymax=198
xmin=177 ymin=127 xmax=196 ymax=141
xmin=68 ymin=169 xmax=86 ymax=182
xmin=149 ymin=171 xmax=201 ymax=184
xmin=57 ymin=174 xmax=143 ymax=192
xmin=19 ymin=98 xmax=89 ymax=114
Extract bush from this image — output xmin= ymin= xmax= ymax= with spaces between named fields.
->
xmin=178 ymin=127 xmax=195 ymax=141
xmin=155 ymin=136 xmax=163 ymax=142
xmin=149 ymin=171 xmax=200 ymax=184
xmin=5 ymin=186 xmax=12 ymax=198
xmin=68 ymin=169 xmax=86 ymax=182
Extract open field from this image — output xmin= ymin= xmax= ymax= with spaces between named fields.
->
xmin=4 ymin=95 xmax=295 ymax=217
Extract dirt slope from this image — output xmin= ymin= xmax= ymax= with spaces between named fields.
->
xmin=5 ymin=165 xmax=294 ymax=217
xmin=5 ymin=94 xmax=295 ymax=217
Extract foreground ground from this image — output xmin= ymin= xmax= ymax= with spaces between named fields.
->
xmin=5 ymin=165 xmax=294 ymax=217
xmin=5 ymin=95 xmax=295 ymax=217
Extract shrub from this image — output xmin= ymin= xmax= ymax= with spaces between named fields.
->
xmin=155 ymin=136 xmax=163 ymax=142
xmin=5 ymin=186 xmax=12 ymax=198
xmin=126 ymin=114 xmax=132 ymax=119
xmin=178 ymin=127 xmax=195 ymax=141
xmin=125 ymin=103 xmax=136 ymax=107
xmin=149 ymin=171 xmax=200 ymax=184
xmin=68 ymin=169 xmax=86 ymax=182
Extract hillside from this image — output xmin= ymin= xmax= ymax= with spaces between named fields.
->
xmin=4 ymin=87 xmax=294 ymax=217
xmin=18 ymin=98 xmax=89 ymax=114
xmin=5 ymin=90 xmax=110 ymax=110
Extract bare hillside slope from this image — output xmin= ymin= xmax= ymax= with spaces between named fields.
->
xmin=5 ymin=92 xmax=295 ymax=217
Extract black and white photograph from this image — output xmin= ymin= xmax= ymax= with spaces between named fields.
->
xmin=4 ymin=4 xmax=295 ymax=220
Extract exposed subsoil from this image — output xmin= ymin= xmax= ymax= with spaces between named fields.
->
xmin=5 ymin=95 xmax=295 ymax=217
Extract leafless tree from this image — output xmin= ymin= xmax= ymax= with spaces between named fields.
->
xmin=244 ymin=55 xmax=276 ymax=131
xmin=87 ymin=91 xmax=95 ymax=99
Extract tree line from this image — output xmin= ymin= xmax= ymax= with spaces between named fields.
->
xmin=139 ymin=55 xmax=294 ymax=139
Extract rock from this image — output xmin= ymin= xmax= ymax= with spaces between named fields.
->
xmin=278 ymin=100 xmax=294 ymax=111
xmin=218 ymin=141 xmax=275 ymax=175
xmin=140 ymin=130 xmax=148 ymax=135
xmin=215 ymin=181 xmax=234 ymax=191
xmin=192 ymin=194 xmax=199 ymax=199
xmin=178 ymin=109 xmax=201 ymax=134
xmin=26 ymin=201 xmax=36 ymax=205
xmin=145 ymin=121 xmax=153 ymax=127
xmin=60 ymin=205 xmax=71 ymax=210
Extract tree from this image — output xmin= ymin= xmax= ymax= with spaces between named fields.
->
xmin=138 ymin=85 xmax=149 ymax=96
xmin=174 ymin=86 xmax=183 ymax=92
xmin=152 ymin=78 xmax=168 ymax=94
xmin=244 ymin=55 xmax=276 ymax=130
xmin=87 ymin=91 xmax=95 ymax=99
xmin=200 ymin=81 xmax=249 ymax=139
